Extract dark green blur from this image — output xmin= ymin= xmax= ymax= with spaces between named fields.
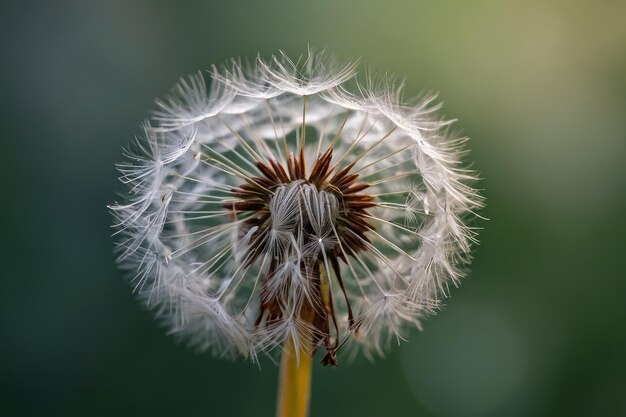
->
xmin=1 ymin=1 xmax=625 ymax=416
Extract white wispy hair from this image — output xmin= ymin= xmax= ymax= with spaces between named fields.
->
xmin=110 ymin=49 xmax=483 ymax=363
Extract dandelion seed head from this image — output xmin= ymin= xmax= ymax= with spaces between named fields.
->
xmin=110 ymin=49 xmax=483 ymax=365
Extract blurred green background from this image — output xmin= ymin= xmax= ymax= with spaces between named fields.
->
xmin=1 ymin=1 xmax=625 ymax=416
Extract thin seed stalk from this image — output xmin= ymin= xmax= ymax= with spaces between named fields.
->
xmin=276 ymin=335 xmax=313 ymax=417
xmin=276 ymin=262 xmax=326 ymax=417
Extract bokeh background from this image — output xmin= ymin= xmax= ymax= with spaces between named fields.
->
xmin=2 ymin=1 xmax=625 ymax=416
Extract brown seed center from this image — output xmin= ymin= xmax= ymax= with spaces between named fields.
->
xmin=225 ymin=148 xmax=378 ymax=365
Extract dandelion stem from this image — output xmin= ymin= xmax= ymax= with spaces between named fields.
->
xmin=276 ymin=335 xmax=313 ymax=417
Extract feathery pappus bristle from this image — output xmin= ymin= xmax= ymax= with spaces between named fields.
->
xmin=109 ymin=49 xmax=484 ymax=365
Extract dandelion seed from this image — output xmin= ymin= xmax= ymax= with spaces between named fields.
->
xmin=110 ymin=50 xmax=483 ymax=371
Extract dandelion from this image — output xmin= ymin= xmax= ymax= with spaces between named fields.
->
xmin=110 ymin=49 xmax=483 ymax=417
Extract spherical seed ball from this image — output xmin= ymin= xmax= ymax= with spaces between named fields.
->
xmin=110 ymin=50 xmax=483 ymax=364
